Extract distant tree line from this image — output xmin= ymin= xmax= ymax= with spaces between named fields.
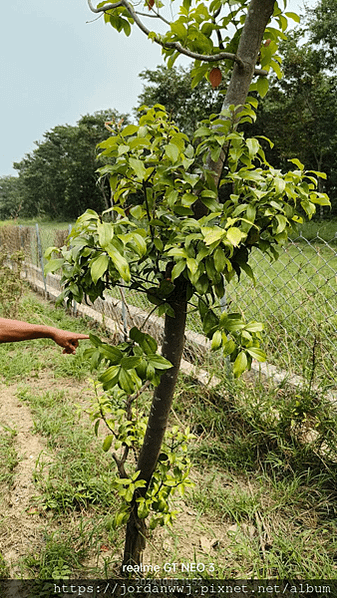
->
xmin=0 ymin=0 xmax=336 ymax=221
xmin=0 ymin=111 xmax=129 ymax=221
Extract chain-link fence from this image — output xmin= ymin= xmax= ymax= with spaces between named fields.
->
xmin=1 ymin=224 xmax=336 ymax=389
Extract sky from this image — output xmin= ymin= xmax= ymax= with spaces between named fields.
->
xmin=1 ymin=0 xmax=311 ymax=177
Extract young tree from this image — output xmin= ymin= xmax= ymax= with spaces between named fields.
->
xmin=47 ymin=0 xmax=329 ymax=568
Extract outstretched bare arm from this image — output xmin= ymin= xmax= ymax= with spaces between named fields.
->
xmin=0 ymin=318 xmax=90 ymax=354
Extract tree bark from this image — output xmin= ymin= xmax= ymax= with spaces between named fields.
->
xmin=122 ymin=276 xmax=188 ymax=567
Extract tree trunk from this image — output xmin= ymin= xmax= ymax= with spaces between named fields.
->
xmin=122 ymin=276 xmax=188 ymax=567
xmin=122 ymin=0 xmax=276 ymax=568
xmin=206 ymin=0 xmax=276 ymax=187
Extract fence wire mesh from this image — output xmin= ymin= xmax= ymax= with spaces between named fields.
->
xmin=1 ymin=224 xmax=336 ymax=389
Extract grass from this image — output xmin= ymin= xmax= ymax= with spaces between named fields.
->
xmin=293 ymin=217 xmax=337 ymax=242
xmin=17 ymin=386 xmax=118 ymax=513
xmin=0 ymin=218 xmax=71 ymax=268
xmin=16 ymin=385 xmax=123 ymax=578
xmin=173 ymin=373 xmax=337 ymax=578
xmin=226 ymin=241 xmax=337 ymax=387
xmin=0 ymin=292 xmax=124 ymax=578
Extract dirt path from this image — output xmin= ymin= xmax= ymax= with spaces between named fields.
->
xmin=0 ymin=381 xmax=49 ymax=576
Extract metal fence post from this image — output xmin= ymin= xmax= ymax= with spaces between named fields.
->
xmin=119 ymin=287 xmax=129 ymax=341
xmin=35 ymin=223 xmax=48 ymax=296
xmin=68 ymin=224 xmax=77 ymax=316
xmin=220 ymin=285 xmax=233 ymax=379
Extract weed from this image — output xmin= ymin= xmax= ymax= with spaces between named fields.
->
xmin=17 ymin=387 xmax=118 ymax=513
xmin=0 ymin=425 xmax=19 ymax=489
xmin=0 ymin=553 xmax=10 ymax=578
xmin=24 ymin=531 xmax=86 ymax=579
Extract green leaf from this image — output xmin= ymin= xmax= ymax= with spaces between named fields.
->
xmin=288 ymin=158 xmax=304 ymax=170
xmin=202 ymin=310 xmax=219 ymax=336
xmin=147 ymin=354 xmax=172 ymax=370
xmin=275 ymin=214 xmax=288 ymax=234
xmin=244 ymin=321 xmax=264 ymax=333
xmin=194 ymin=274 xmax=209 ymax=294
xmin=121 ymin=356 xmax=142 ymax=370
xmin=223 ymin=339 xmax=236 ymax=356
xmin=99 ymin=365 xmax=120 ymax=385
xmin=256 ymin=77 xmax=269 ymax=98
xmin=142 ymin=336 xmax=158 ymax=355
xmin=90 ymin=254 xmax=109 ymax=284
xmin=246 ymin=347 xmax=266 ymax=362
xmin=200 ymin=195 xmax=221 ymax=212
xmin=274 ymin=177 xmax=286 ymax=195
xmin=129 ymin=327 xmax=144 ymax=343
xmin=285 ymin=11 xmax=300 ymax=22
xmin=233 ymin=351 xmax=248 ymax=378
xmin=211 ymin=330 xmax=222 ymax=351
xmin=246 ymin=138 xmax=260 ymax=158
xmin=221 ymin=313 xmax=245 ymax=332
xmin=101 ymin=345 xmax=123 ymax=364
xmin=89 ymin=333 xmax=103 ymax=348
xmin=119 ymin=368 xmax=135 ymax=394
xmin=44 ymin=258 xmax=64 ymax=275
xmin=171 ymin=260 xmax=186 ymax=280
xmin=213 ymin=247 xmax=228 ymax=273
xmin=226 ymin=227 xmax=245 ymax=247
xmin=98 ymin=222 xmax=114 ymax=247
xmin=123 ymin=232 xmax=147 ymax=257
xmin=129 ymin=157 xmax=147 ymax=180
xmin=171 ymin=20 xmax=187 ymax=38
xmin=186 ymin=257 xmax=198 ymax=275
xmin=102 ymin=435 xmax=113 ymax=452
xmin=122 ymin=124 xmax=139 ymax=136
xmin=165 ymin=143 xmax=180 ymax=163
xmin=106 ymin=246 xmax=130 ymax=282
xmin=202 ymin=227 xmax=225 ymax=246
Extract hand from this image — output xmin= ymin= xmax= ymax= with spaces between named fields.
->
xmin=51 ymin=330 xmax=90 ymax=354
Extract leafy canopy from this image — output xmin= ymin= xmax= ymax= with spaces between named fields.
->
xmin=47 ymin=102 xmax=329 ymax=377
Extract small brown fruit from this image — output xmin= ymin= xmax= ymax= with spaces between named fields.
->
xmin=209 ymin=67 xmax=222 ymax=89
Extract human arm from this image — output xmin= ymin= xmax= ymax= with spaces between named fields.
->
xmin=0 ymin=318 xmax=90 ymax=354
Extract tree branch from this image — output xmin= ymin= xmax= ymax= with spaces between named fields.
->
xmin=87 ymin=0 xmax=267 ymax=74
xmin=87 ymin=0 xmax=122 ymax=11
xmin=135 ymin=10 xmax=171 ymax=26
